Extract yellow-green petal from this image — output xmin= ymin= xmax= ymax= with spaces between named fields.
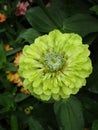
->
xmin=18 ymin=29 xmax=93 ymax=101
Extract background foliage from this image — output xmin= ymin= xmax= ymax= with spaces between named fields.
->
xmin=0 ymin=0 xmax=98 ymax=130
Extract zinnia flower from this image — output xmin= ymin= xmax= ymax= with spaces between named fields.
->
xmin=18 ymin=29 xmax=92 ymax=101
xmin=0 ymin=13 xmax=6 ymax=22
xmin=15 ymin=1 xmax=29 ymax=16
xmin=20 ymin=87 xmax=30 ymax=94
xmin=7 ymin=72 xmax=23 ymax=87
xmin=14 ymin=52 xmax=23 ymax=66
xmin=4 ymin=44 xmax=13 ymax=51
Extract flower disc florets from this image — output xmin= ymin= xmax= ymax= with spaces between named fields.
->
xmin=44 ymin=52 xmax=64 ymax=72
xmin=18 ymin=29 xmax=92 ymax=101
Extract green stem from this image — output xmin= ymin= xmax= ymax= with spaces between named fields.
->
xmin=10 ymin=114 xmax=19 ymax=130
xmin=35 ymin=0 xmax=61 ymax=29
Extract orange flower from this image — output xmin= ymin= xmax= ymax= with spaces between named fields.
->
xmin=4 ymin=44 xmax=13 ymax=51
xmin=14 ymin=52 xmax=22 ymax=66
xmin=6 ymin=71 xmax=30 ymax=94
xmin=6 ymin=71 xmax=23 ymax=87
xmin=20 ymin=87 xmax=30 ymax=94
xmin=6 ymin=51 xmax=30 ymax=94
xmin=0 ymin=13 xmax=6 ymax=22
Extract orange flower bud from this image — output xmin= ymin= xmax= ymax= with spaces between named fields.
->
xmin=0 ymin=13 xmax=7 ymax=22
xmin=4 ymin=44 xmax=13 ymax=51
xmin=14 ymin=52 xmax=22 ymax=67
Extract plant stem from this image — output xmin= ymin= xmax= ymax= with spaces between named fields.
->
xmin=10 ymin=114 xmax=19 ymax=130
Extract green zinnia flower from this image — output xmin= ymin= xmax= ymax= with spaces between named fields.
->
xmin=18 ymin=29 xmax=92 ymax=101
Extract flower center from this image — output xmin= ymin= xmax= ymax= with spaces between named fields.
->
xmin=44 ymin=52 xmax=64 ymax=72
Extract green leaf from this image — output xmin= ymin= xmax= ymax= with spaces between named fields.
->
xmin=47 ymin=7 xmax=67 ymax=27
xmin=17 ymin=28 xmax=41 ymax=43
xmin=28 ymin=117 xmax=44 ymax=130
xmin=10 ymin=115 xmax=19 ymax=130
xmin=0 ymin=43 xmax=6 ymax=69
xmin=0 ymin=93 xmax=14 ymax=107
xmin=60 ymin=0 xmax=90 ymax=15
xmin=87 ymin=62 xmax=98 ymax=93
xmin=62 ymin=13 xmax=98 ymax=36
xmin=54 ymin=96 xmax=84 ymax=130
xmin=79 ymin=96 xmax=98 ymax=124
xmin=4 ymin=62 xmax=18 ymax=71
xmin=0 ymin=93 xmax=15 ymax=113
xmin=87 ymin=0 xmax=96 ymax=4
xmin=0 ymin=126 xmax=6 ymax=130
xmin=0 ymin=29 xmax=6 ymax=33
xmin=6 ymin=47 xmax=22 ymax=56
xmin=50 ymin=0 xmax=89 ymax=15
xmin=92 ymin=120 xmax=98 ymax=130
xmin=25 ymin=7 xmax=57 ymax=33
xmin=83 ymin=33 xmax=97 ymax=45
xmin=90 ymin=5 xmax=98 ymax=15
xmin=14 ymin=93 xmax=30 ymax=102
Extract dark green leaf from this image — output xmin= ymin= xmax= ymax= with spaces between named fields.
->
xmin=54 ymin=96 xmax=84 ymax=130
xmin=87 ymin=62 xmax=98 ymax=93
xmin=61 ymin=0 xmax=90 ymax=15
xmin=4 ymin=63 xmax=18 ymax=71
xmin=48 ymin=7 xmax=67 ymax=27
xmin=6 ymin=47 xmax=22 ymax=56
xmin=83 ymin=33 xmax=97 ymax=45
xmin=92 ymin=120 xmax=98 ymax=130
xmin=87 ymin=0 xmax=97 ymax=4
xmin=0 ymin=29 xmax=6 ymax=33
xmin=0 ymin=93 xmax=14 ymax=107
xmin=90 ymin=5 xmax=98 ymax=15
xmin=50 ymin=0 xmax=89 ymax=15
xmin=10 ymin=115 xmax=19 ymax=130
xmin=0 ymin=126 xmax=6 ymax=130
xmin=0 ymin=43 xmax=6 ymax=69
xmin=28 ymin=117 xmax=44 ymax=130
xmin=0 ymin=93 xmax=15 ymax=114
xmin=62 ymin=13 xmax=98 ymax=36
xmin=48 ymin=126 xmax=54 ymax=130
xmin=25 ymin=7 xmax=57 ymax=33
xmin=79 ymin=96 xmax=98 ymax=124
xmin=14 ymin=93 xmax=30 ymax=102
xmin=17 ymin=28 xmax=41 ymax=43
